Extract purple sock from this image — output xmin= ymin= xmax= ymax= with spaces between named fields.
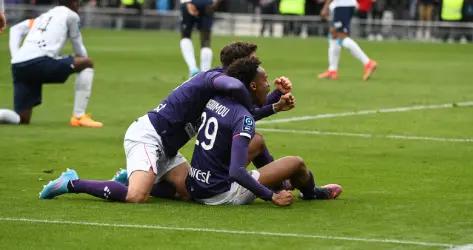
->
xmin=299 ymin=171 xmax=317 ymax=197
xmin=252 ymin=146 xmax=274 ymax=168
xmin=150 ymin=181 xmax=176 ymax=199
xmin=69 ymin=179 xmax=128 ymax=202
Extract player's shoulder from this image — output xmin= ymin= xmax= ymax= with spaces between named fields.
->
xmin=51 ymin=6 xmax=80 ymax=20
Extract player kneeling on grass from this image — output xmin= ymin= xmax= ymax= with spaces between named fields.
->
xmin=0 ymin=0 xmax=102 ymax=127
xmin=186 ymin=57 xmax=342 ymax=206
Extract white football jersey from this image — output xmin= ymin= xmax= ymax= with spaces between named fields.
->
xmin=331 ymin=0 xmax=357 ymax=8
xmin=12 ymin=6 xmax=87 ymax=64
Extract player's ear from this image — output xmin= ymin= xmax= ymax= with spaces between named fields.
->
xmin=250 ymin=81 xmax=257 ymax=91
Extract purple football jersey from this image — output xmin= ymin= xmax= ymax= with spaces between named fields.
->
xmin=186 ymin=96 xmax=273 ymax=201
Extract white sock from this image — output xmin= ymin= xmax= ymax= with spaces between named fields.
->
xmin=328 ymin=39 xmax=341 ymax=71
xmin=200 ymin=47 xmax=213 ymax=72
xmin=73 ymin=68 xmax=94 ymax=117
xmin=180 ymin=38 xmax=198 ymax=72
xmin=341 ymin=37 xmax=370 ymax=65
xmin=0 ymin=109 xmax=20 ymax=124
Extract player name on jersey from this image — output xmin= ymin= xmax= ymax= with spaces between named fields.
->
xmin=206 ymin=99 xmax=230 ymax=117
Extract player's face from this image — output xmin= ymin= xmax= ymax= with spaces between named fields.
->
xmin=70 ymin=0 xmax=80 ymax=13
xmin=250 ymin=67 xmax=270 ymax=106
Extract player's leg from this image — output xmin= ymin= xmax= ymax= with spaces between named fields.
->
xmin=335 ymin=7 xmax=377 ymax=80
xmin=70 ymin=56 xmax=103 ymax=128
xmin=318 ymin=10 xmax=341 ymax=80
xmin=10 ymin=64 xmax=42 ymax=124
xmin=248 ymin=132 xmax=274 ymax=167
xmin=126 ymin=169 xmax=156 ymax=203
xmin=198 ymin=13 xmax=213 ymax=72
xmin=257 ymin=156 xmax=342 ymax=199
xmin=160 ymin=161 xmax=191 ymax=200
xmin=39 ymin=168 xmax=129 ymax=201
xmin=180 ymin=5 xmax=199 ymax=77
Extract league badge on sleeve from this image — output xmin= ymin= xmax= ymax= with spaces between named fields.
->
xmin=242 ymin=115 xmax=254 ymax=133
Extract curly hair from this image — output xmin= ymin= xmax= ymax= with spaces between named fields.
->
xmin=225 ymin=56 xmax=262 ymax=88
xmin=220 ymin=42 xmax=258 ymax=68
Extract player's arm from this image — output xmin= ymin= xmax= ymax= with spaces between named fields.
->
xmin=253 ymin=93 xmax=295 ymax=121
xmin=229 ymin=133 xmax=274 ymax=201
xmin=212 ymin=74 xmax=252 ymax=110
xmin=67 ymin=12 xmax=87 ymax=57
xmin=321 ymin=0 xmax=333 ymax=19
xmin=181 ymin=0 xmax=199 ymax=16
xmin=9 ymin=19 xmax=32 ymax=57
xmin=206 ymin=0 xmax=224 ymax=14
xmin=0 ymin=0 xmax=6 ymax=33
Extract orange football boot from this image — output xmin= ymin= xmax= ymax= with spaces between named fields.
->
xmin=70 ymin=114 xmax=103 ymax=128
xmin=318 ymin=70 xmax=338 ymax=80
xmin=363 ymin=60 xmax=377 ymax=80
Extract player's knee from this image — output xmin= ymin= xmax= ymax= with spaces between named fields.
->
xmin=125 ymin=191 xmax=148 ymax=203
xmin=292 ymin=156 xmax=306 ymax=170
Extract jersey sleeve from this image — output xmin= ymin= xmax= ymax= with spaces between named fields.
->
xmin=67 ymin=11 xmax=88 ymax=57
xmin=0 ymin=0 xmax=4 ymax=12
xmin=212 ymin=75 xmax=252 ymax=111
xmin=9 ymin=19 xmax=32 ymax=57
xmin=228 ymin=114 xmax=273 ymax=201
xmin=231 ymin=113 xmax=255 ymax=140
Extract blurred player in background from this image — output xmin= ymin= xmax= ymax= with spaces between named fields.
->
xmin=0 ymin=0 xmax=6 ymax=32
xmin=187 ymin=57 xmax=342 ymax=206
xmin=0 ymin=0 xmax=102 ymax=127
xmin=318 ymin=0 xmax=377 ymax=80
xmin=179 ymin=0 xmax=223 ymax=77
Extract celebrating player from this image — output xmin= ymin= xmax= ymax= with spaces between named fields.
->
xmin=0 ymin=0 xmax=102 ymax=127
xmin=179 ymin=0 xmax=223 ymax=77
xmin=39 ymin=42 xmax=294 ymax=203
xmin=318 ymin=0 xmax=377 ymax=80
xmin=187 ymin=57 xmax=342 ymax=206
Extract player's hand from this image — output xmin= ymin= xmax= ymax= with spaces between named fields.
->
xmin=0 ymin=12 xmax=6 ymax=33
xmin=187 ymin=3 xmax=199 ymax=17
xmin=271 ymin=190 xmax=293 ymax=207
xmin=273 ymin=93 xmax=295 ymax=112
xmin=274 ymin=76 xmax=292 ymax=94
xmin=320 ymin=7 xmax=329 ymax=20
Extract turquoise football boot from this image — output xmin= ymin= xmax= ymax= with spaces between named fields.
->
xmin=39 ymin=168 xmax=79 ymax=199
xmin=111 ymin=168 xmax=128 ymax=186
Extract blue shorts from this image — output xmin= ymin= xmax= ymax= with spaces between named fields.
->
xmin=180 ymin=4 xmax=214 ymax=35
xmin=332 ymin=6 xmax=355 ymax=34
xmin=12 ymin=56 xmax=74 ymax=113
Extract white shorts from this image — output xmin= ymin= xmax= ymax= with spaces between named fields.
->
xmin=196 ymin=170 xmax=261 ymax=205
xmin=124 ymin=115 xmax=187 ymax=184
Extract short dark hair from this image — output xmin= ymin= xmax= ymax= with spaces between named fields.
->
xmin=225 ymin=57 xmax=261 ymax=88
xmin=220 ymin=42 xmax=258 ymax=68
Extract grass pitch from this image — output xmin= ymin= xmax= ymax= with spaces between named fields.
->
xmin=0 ymin=29 xmax=472 ymax=249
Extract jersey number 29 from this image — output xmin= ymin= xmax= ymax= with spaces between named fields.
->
xmin=195 ymin=112 xmax=218 ymax=150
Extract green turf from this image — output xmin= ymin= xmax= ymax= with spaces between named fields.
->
xmin=0 ymin=29 xmax=472 ymax=249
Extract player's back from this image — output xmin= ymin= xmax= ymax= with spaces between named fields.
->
xmin=12 ymin=6 xmax=78 ymax=64
xmin=188 ymin=96 xmax=254 ymax=199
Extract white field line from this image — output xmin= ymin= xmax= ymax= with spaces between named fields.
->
xmin=257 ymin=101 xmax=473 ymax=125
xmin=0 ymin=217 xmax=456 ymax=248
xmin=257 ymin=128 xmax=473 ymax=143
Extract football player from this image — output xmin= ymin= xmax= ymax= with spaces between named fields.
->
xmin=318 ymin=0 xmax=377 ymax=80
xmin=0 ymin=0 xmax=102 ymax=127
xmin=187 ymin=57 xmax=342 ymax=206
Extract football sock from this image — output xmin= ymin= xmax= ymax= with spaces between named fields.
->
xmin=180 ymin=38 xmax=198 ymax=72
xmin=69 ymin=179 xmax=127 ymax=201
xmin=150 ymin=181 xmax=176 ymax=199
xmin=329 ymin=38 xmax=341 ymax=71
xmin=299 ymin=171 xmax=317 ymax=198
xmin=341 ymin=37 xmax=370 ymax=65
xmin=252 ymin=146 xmax=274 ymax=168
xmin=0 ymin=109 xmax=20 ymax=124
xmin=200 ymin=47 xmax=213 ymax=72
xmin=73 ymin=68 xmax=94 ymax=117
